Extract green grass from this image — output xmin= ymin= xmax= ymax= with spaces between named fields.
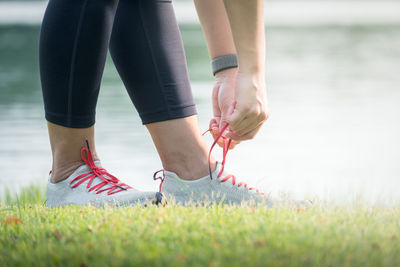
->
xmin=1 ymin=187 xmax=400 ymax=267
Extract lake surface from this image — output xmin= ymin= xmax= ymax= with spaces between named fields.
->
xmin=1 ymin=24 xmax=399 ymax=204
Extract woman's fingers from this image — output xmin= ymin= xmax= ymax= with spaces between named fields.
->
xmin=225 ymin=123 xmax=263 ymax=141
xmin=208 ymin=118 xmax=240 ymax=149
xmin=211 ymin=128 xmax=239 ymax=149
xmin=227 ymin=104 xmax=269 ymax=137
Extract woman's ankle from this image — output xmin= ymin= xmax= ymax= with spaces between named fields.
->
xmin=50 ymin=160 xmax=86 ymax=183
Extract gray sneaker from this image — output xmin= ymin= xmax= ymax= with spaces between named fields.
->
xmin=153 ymin=125 xmax=272 ymax=206
xmin=153 ymin=162 xmax=272 ymax=206
xmin=46 ymin=142 xmax=162 ymax=208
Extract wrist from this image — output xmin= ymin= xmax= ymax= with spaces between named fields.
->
xmin=237 ymin=51 xmax=265 ymax=75
xmin=238 ymin=69 xmax=265 ymax=83
xmin=237 ymin=62 xmax=265 ymax=76
xmin=236 ymin=70 xmax=267 ymax=94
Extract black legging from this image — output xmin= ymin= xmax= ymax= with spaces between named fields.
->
xmin=40 ymin=0 xmax=197 ymax=128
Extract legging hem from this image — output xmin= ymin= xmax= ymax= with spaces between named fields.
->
xmin=45 ymin=112 xmax=95 ymax=128
xmin=141 ymin=104 xmax=197 ymax=125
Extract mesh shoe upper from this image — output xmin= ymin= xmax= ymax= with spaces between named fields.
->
xmin=155 ymin=162 xmax=271 ymax=206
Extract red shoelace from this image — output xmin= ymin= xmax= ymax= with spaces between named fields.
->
xmin=203 ymin=124 xmax=264 ymax=195
xmin=69 ymin=140 xmax=132 ymax=195
xmin=153 ymin=124 xmax=263 ymax=195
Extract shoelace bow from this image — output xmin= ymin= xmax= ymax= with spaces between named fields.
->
xmin=70 ymin=140 xmax=132 ymax=195
xmin=153 ymin=124 xmax=263 ymax=195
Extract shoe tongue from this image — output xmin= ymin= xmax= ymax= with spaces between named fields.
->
xmin=93 ymin=160 xmax=102 ymax=168
xmin=73 ymin=160 xmax=103 ymax=177
xmin=74 ymin=160 xmax=102 ymax=174
xmin=212 ymin=162 xmax=223 ymax=177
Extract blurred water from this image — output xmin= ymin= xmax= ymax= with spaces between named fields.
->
xmin=0 ymin=24 xmax=399 ymax=204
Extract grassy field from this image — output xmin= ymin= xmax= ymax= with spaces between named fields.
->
xmin=1 ymin=187 xmax=400 ymax=267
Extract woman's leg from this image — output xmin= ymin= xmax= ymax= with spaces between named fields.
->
xmin=40 ymin=0 xmax=119 ymax=182
xmin=110 ymin=0 xmax=215 ymax=180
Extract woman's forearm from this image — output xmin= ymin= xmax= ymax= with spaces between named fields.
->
xmin=194 ymin=0 xmax=236 ymax=59
xmin=223 ymin=0 xmax=265 ymax=74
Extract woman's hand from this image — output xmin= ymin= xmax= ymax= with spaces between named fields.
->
xmin=210 ymin=68 xmax=269 ymax=145
xmin=225 ymin=70 xmax=269 ymax=141
xmin=210 ymin=68 xmax=240 ymax=149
